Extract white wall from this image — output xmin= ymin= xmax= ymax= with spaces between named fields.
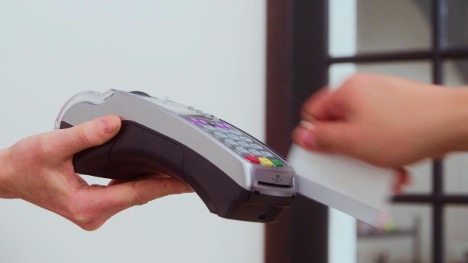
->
xmin=328 ymin=1 xmax=358 ymax=263
xmin=0 ymin=1 xmax=266 ymax=262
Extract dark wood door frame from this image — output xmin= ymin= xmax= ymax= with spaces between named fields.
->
xmin=265 ymin=1 xmax=329 ymax=262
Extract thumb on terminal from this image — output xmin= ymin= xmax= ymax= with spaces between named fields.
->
xmin=79 ymin=115 xmax=121 ymax=148
xmin=62 ymin=115 xmax=122 ymax=156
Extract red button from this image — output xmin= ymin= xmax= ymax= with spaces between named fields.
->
xmin=245 ymin=155 xmax=260 ymax=164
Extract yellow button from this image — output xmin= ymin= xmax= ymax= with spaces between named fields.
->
xmin=259 ymin=157 xmax=274 ymax=167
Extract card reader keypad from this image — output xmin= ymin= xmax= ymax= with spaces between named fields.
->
xmin=187 ymin=116 xmax=283 ymax=167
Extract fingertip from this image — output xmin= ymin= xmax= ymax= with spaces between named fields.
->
xmin=71 ymin=115 xmax=121 ymax=153
xmin=98 ymin=115 xmax=121 ymax=135
xmin=392 ymin=167 xmax=411 ymax=195
xmin=293 ymin=124 xmax=317 ymax=151
xmin=157 ymin=177 xmax=193 ymax=196
xmin=179 ymin=181 xmax=194 ymax=194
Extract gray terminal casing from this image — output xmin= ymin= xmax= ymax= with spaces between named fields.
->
xmin=55 ymin=90 xmax=296 ymax=222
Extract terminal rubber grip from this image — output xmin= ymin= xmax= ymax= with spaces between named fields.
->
xmin=73 ymin=122 xmax=184 ymax=180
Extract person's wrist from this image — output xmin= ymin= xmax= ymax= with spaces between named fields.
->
xmin=444 ymin=88 xmax=468 ymax=153
xmin=0 ymin=149 xmax=8 ymax=182
xmin=0 ymin=148 xmax=15 ymax=198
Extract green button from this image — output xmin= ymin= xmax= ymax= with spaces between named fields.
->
xmin=271 ymin=159 xmax=283 ymax=167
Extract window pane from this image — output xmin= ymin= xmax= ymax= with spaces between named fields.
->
xmin=328 ymin=0 xmax=357 ymax=57
xmin=443 ymin=0 xmax=468 ymax=49
xmin=356 ymin=61 xmax=431 ymax=82
xmin=444 ymin=154 xmax=468 ymax=194
xmin=357 ymin=205 xmax=430 ymax=263
xmin=443 ymin=59 xmax=468 ymax=87
xmin=329 ymin=0 xmax=431 ymax=57
xmin=445 ymin=207 xmax=468 ymax=262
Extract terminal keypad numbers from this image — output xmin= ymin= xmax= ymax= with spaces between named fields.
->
xmin=186 ymin=116 xmax=283 ymax=168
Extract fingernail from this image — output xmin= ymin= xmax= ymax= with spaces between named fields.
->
xmin=297 ymin=127 xmax=317 ymax=150
xmin=99 ymin=116 xmax=118 ymax=134
xmin=300 ymin=120 xmax=315 ymax=131
xmin=303 ymin=131 xmax=317 ymax=150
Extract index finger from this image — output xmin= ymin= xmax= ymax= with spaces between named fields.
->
xmin=71 ymin=176 xmax=192 ymax=230
xmin=301 ymin=87 xmax=348 ymax=121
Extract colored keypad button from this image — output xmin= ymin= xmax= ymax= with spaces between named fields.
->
xmin=259 ymin=157 xmax=274 ymax=167
xmin=271 ymin=159 xmax=283 ymax=167
xmin=216 ymin=123 xmax=231 ymax=129
xmin=246 ymin=155 xmax=260 ymax=164
xmin=189 ymin=117 xmax=209 ymax=125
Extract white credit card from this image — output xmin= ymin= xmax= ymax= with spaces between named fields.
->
xmin=288 ymin=144 xmax=393 ymax=226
